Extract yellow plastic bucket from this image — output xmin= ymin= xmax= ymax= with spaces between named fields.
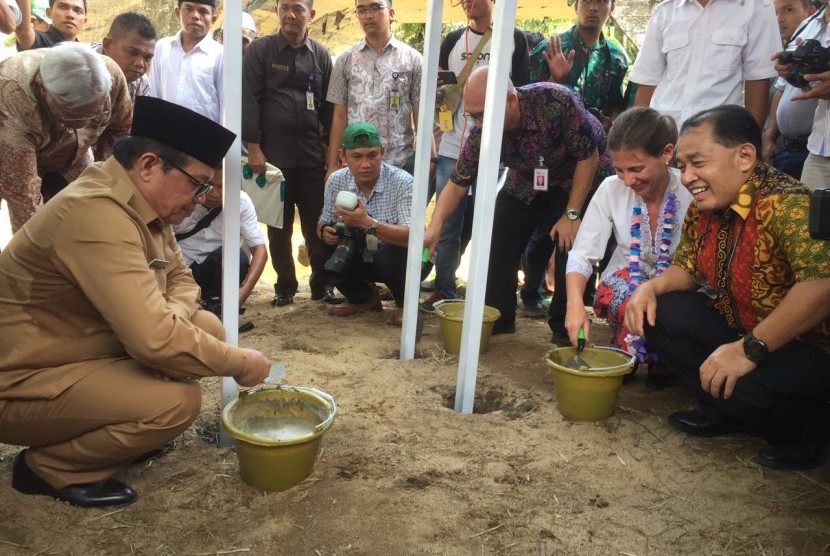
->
xmin=433 ymin=300 xmax=501 ymax=355
xmin=221 ymin=385 xmax=336 ymax=492
xmin=544 ymin=347 xmax=636 ymax=421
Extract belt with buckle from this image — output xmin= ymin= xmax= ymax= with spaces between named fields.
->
xmin=781 ymin=135 xmax=809 ymax=151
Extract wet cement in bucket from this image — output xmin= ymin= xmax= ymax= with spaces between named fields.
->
xmin=222 ymin=387 xmax=336 ymax=492
xmin=243 ymin=417 xmax=317 ymax=442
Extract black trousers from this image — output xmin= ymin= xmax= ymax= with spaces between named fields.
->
xmin=484 ymin=188 xmax=568 ymax=328
xmin=189 ymin=247 xmax=248 ymax=300
xmin=310 ymin=241 xmax=408 ymax=306
xmin=645 ymin=291 xmax=830 ymax=444
xmin=267 ymin=167 xmax=326 ymax=297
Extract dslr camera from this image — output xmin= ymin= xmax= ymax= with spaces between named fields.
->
xmin=324 ymin=191 xmax=363 ymax=276
xmin=778 ymin=39 xmax=830 ymax=89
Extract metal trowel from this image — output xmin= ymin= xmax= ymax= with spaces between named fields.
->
xmin=564 ymin=329 xmax=590 ymax=370
xmin=265 ymin=362 xmax=285 ymax=383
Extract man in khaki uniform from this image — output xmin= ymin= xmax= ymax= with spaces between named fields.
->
xmin=0 ymin=96 xmax=271 ymax=508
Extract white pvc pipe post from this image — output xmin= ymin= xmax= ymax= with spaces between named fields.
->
xmin=219 ymin=0 xmax=242 ymax=447
xmin=454 ymin=0 xmax=517 ymax=414
xmin=400 ymin=0 xmax=443 ymax=360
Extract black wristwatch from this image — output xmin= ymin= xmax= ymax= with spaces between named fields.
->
xmin=366 ymin=218 xmax=380 ymax=236
xmin=565 ymin=209 xmax=580 ymax=221
xmin=742 ymin=332 xmax=769 ymax=363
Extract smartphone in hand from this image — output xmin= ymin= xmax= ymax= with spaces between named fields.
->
xmin=438 ymin=71 xmax=458 ymax=85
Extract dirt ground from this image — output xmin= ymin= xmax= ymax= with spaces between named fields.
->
xmin=1 ymin=279 xmax=830 ymax=556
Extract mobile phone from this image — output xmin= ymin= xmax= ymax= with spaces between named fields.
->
xmin=438 ymin=71 xmax=457 ymax=85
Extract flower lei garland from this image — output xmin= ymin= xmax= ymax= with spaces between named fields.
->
xmin=624 ymin=191 xmax=678 ymax=362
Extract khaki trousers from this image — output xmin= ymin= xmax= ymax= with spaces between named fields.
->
xmin=0 ymin=310 xmax=223 ymax=488
xmin=800 ymin=153 xmax=830 ymax=192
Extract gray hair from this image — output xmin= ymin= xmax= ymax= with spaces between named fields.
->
xmin=40 ymin=43 xmax=112 ymax=108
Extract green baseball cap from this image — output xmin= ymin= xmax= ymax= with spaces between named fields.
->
xmin=341 ymin=122 xmax=382 ymax=149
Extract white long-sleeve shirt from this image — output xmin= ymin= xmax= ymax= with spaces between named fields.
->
xmin=173 ymin=192 xmax=264 ymax=267
xmin=567 ymin=168 xmax=693 ymax=281
xmin=149 ymin=31 xmax=223 ymax=124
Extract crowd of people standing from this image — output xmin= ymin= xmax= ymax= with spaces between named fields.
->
xmin=0 ymin=0 xmax=828 ymax=509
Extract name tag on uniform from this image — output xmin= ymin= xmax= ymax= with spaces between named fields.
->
xmin=534 ymin=157 xmax=548 ymax=192
xmin=149 ymin=258 xmax=169 ymax=269
xmin=271 ymin=64 xmax=289 ymax=71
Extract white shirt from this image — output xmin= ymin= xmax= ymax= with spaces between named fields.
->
xmin=173 ymin=192 xmax=265 ymax=267
xmin=437 ymin=28 xmax=498 ymax=159
xmin=805 ymin=16 xmax=830 ymax=157
xmin=567 ymin=169 xmax=693 ymax=282
xmin=629 ymin=0 xmax=780 ymax=128
xmin=149 ymin=31 xmax=224 ymax=123
xmin=772 ymin=10 xmax=824 ymax=139
xmin=776 ymin=82 xmax=819 ymax=138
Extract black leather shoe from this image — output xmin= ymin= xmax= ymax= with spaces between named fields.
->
xmin=272 ymin=293 xmax=293 ymax=307
xmin=668 ymin=409 xmax=744 ymax=437
xmin=319 ymin=287 xmax=344 ymax=304
xmin=756 ymin=441 xmax=826 ymax=470
xmin=133 ymin=439 xmax=176 ymax=465
xmin=521 ymin=301 xmax=545 ymax=319
xmin=12 ymin=451 xmax=137 ymax=508
xmin=491 ymin=321 xmax=516 ymax=335
xmin=550 ymin=324 xmax=570 ymax=346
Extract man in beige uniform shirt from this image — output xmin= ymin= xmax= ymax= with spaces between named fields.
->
xmin=0 ymin=96 xmax=271 ymax=508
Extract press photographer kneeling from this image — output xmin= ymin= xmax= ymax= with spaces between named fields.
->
xmin=311 ymin=122 xmax=414 ymax=325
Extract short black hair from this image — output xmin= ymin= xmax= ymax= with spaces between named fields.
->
xmin=48 ymin=0 xmax=88 ymax=14
xmin=176 ymin=0 xmax=217 ymax=10
xmin=107 ymin=12 xmax=156 ymax=41
xmin=680 ymin=105 xmax=762 ymax=154
xmin=112 ymin=136 xmax=189 ymax=170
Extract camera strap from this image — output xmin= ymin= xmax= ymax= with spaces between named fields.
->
xmin=174 ymin=207 xmax=223 ymax=242
xmin=786 ymin=4 xmax=826 ymax=48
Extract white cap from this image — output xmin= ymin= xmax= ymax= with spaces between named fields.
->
xmin=242 ymin=12 xmax=257 ymax=33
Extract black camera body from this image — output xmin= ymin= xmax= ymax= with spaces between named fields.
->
xmin=324 ymin=220 xmax=364 ymax=276
xmin=778 ymin=39 xmax=830 ymax=89
xmin=809 ymin=188 xmax=830 ymax=240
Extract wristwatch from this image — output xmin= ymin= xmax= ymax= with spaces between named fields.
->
xmin=565 ymin=209 xmax=580 ymax=221
xmin=742 ymin=332 xmax=769 ymax=363
xmin=366 ymin=218 xmax=380 ymax=236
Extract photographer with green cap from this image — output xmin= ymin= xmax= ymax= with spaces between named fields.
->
xmin=312 ymin=121 xmax=414 ymax=325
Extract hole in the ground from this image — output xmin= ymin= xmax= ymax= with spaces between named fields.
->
xmin=433 ymin=386 xmax=539 ymax=418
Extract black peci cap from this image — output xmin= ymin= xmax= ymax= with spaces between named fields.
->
xmin=131 ymin=97 xmax=235 ymax=168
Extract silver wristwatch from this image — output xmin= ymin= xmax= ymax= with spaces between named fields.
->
xmin=366 ymin=218 xmax=380 ymax=236
xmin=565 ymin=209 xmax=580 ymax=221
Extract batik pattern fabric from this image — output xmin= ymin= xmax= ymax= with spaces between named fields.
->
xmin=451 ymin=82 xmax=612 ymax=205
xmin=594 ymin=266 xmax=639 ymax=355
xmin=0 ymin=49 xmax=132 ymax=231
xmin=528 ymin=26 xmax=628 ymax=115
xmin=672 ymin=163 xmax=830 ymax=354
xmin=327 ymin=36 xmax=422 ymax=168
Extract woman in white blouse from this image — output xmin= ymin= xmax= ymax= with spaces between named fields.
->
xmin=565 ymin=107 xmax=694 ymax=371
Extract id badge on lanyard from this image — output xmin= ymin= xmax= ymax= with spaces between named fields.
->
xmin=438 ymin=104 xmax=453 ymax=132
xmin=533 ymin=156 xmax=549 ymax=192
xmin=389 ymin=71 xmax=400 ymax=111
xmin=305 ymin=73 xmax=315 ymax=110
